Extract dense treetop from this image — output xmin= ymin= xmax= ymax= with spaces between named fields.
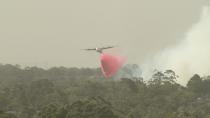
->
xmin=0 ymin=64 xmax=210 ymax=118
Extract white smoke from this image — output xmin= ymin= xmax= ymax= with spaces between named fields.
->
xmin=142 ymin=6 xmax=210 ymax=85
xmin=113 ymin=64 xmax=142 ymax=80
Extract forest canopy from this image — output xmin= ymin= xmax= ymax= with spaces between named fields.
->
xmin=0 ymin=64 xmax=210 ymax=118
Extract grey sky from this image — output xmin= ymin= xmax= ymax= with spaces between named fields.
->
xmin=0 ymin=0 xmax=208 ymax=68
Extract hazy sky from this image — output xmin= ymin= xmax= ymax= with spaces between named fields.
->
xmin=0 ymin=0 xmax=208 ymax=68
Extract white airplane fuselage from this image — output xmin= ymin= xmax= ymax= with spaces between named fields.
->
xmin=96 ymin=48 xmax=103 ymax=53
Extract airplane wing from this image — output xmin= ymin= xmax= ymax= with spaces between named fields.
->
xmin=83 ymin=48 xmax=96 ymax=51
xmin=100 ymin=46 xmax=115 ymax=50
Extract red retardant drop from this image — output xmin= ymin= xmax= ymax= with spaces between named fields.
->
xmin=100 ymin=53 xmax=126 ymax=78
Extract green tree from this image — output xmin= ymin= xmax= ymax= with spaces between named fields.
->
xmin=65 ymin=97 xmax=118 ymax=118
xmin=38 ymin=97 xmax=119 ymax=118
xmin=0 ymin=111 xmax=17 ymax=118
xmin=187 ymin=74 xmax=203 ymax=95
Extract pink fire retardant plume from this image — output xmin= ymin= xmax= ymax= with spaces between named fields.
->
xmin=100 ymin=53 xmax=126 ymax=78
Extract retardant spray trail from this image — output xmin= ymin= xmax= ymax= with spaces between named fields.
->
xmin=100 ymin=53 xmax=126 ymax=78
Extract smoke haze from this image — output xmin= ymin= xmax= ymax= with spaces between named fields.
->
xmin=142 ymin=6 xmax=210 ymax=85
xmin=0 ymin=0 xmax=207 ymax=68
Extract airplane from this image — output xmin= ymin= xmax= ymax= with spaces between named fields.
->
xmin=83 ymin=46 xmax=115 ymax=53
